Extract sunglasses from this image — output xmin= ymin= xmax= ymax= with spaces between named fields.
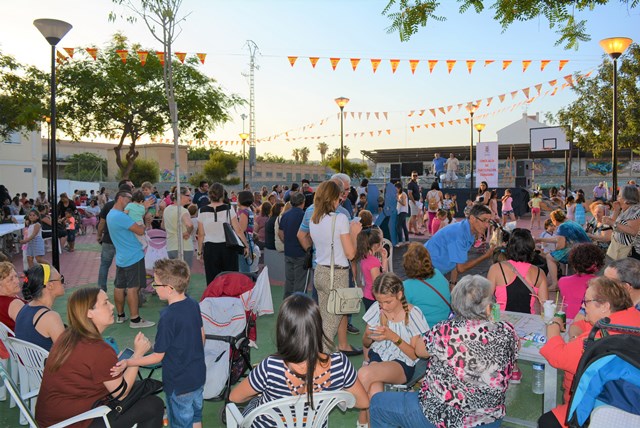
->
xmin=50 ymin=275 xmax=65 ymax=285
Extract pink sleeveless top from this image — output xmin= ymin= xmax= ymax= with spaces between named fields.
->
xmin=494 ymin=261 xmax=540 ymax=314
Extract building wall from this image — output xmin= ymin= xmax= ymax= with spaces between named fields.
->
xmin=0 ymin=130 xmax=44 ymax=197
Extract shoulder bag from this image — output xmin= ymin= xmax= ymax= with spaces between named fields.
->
xmin=222 ymin=206 xmax=245 ymax=254
xmin=326 ymin=214 xmax=363 ymax=315
xmin=418 ymin=279 xmax=454 ymax=315
xmin=93 ymin=377 xmax=163 ymax=420
xmin=505 ymin=262 xmax=542 ymax=314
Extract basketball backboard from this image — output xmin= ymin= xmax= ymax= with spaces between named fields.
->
xmin=530 ymin=126 xmax=569 ymax=152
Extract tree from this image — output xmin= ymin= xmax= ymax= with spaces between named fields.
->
xmin=329 ymin=146 xmax=350 ymax=160
xmin=256 ymin=153 xmax=287 ymax=163
xmin=56 ymin=34 xmax=243 ymax=179
xmin=187 ymin=146 xmax=218 ymax=160
xmin=327 ymin=158 xmax=371 ymax=178
xmin=317 ymin=142 xmax=329 ymax=162
xmin=292 ymin=148 xmax=300 ymax=162
xmin=553 ymin=44 xmax=640 ymax=156
xmin=118 ymin=158 xmax=160 ymax=185
xmin=299 ymin=147 xmax=310 ymax=163
xmin=382 ymin=1 xmax=638 ymax=49
xmin=0 ymin=51 xmax=48 ymax=139
xmin=198 ymin=150 xmax=240 ymax=185
xmin=63 ymin=153 xmax=108 ymax=181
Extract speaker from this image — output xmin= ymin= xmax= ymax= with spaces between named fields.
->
xmin=390 ymin=164 xmax=401 ymax=183
xmin=402 ymin=162 xmax=423 ymax=177
xmin=515 ymin=177 xmax=532 ymax=188
xmin=516 ymin=159 xmax=533 ymax=178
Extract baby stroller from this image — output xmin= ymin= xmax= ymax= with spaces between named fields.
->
xmin=566 ymin=317 xmax=640 ymax=427
xmin=142 ymin=229 xmax=169 ymax=294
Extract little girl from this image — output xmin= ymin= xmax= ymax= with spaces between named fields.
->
xmin=528 ymin=191 xmax=543 ymax=229
xmin=125 ymin=190 xmax=148 ymax=249
xmin=574 ymin=191 xmax=586 ymax=226
xmin=539 ymin=219 xmax=557 ymax=254
xmin=20 ymin=209 xmax=46 ymax=267
xmin=441 ymin=194 xmax=453 ymax=213
xmin=501 ymin=189 xmax=516 ymax=225
xmin=430 ymin=209 xmax=449 ymax=234
xmin=354 ymin=229 xmax=386 ymax=311
xmin=565 ymin=195 xmax=576 ymax=221
xmin=449 ymin=194 xmax=458 ymax=219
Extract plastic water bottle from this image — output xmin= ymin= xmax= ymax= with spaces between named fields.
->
xmin=532 ymin=363 xmax=545 ymax=394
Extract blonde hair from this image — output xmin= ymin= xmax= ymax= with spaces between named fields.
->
xmin=372 ymin=273 xmax=409 ymax=325
xmin=153 ymin=258 xmax=190 ymax=293
xmin=0 ymin=261 xmax=15 ymax=283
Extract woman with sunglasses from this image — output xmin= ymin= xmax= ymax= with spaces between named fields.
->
xmin=14 ymin=263 xmax=66 ymax=351
xmin=538 ymin=276 xmax=640 ymax=428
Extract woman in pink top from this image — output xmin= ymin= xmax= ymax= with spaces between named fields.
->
xmin=557 ymin=243 xmax=605 ymax=319
xmin=501 ymin=189 xmax=516 ymax=225
xmin=253 ymin=201 xmax=271 ymax=248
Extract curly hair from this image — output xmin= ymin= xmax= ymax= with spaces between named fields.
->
xmin=568 ymin=243 xmax=605 ymax=274
xmin=550 ymin=209 xmax=566 ymax=223
xmin=588 ymin=276 xmax=633 ymax=312
xmin=402 ymin=243 xmax=435 ymax=279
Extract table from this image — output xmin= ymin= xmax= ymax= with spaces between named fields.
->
xmin=501 ymin=311 xmax=569 ymax=427
xmin=0 ymin=223 xmax=25 ymax=256
xmin=0 ymin=223 xmax=25 ymax=238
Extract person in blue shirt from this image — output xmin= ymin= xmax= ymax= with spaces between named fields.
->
xmin=432 ymin=152 xmax=447 ymax=182
xmin=425 ymin=204 xmax=494 ymax=284
xmin=115 ymin=258 xmax=205 ymax=428
xmin=278 ymin=192 xmax=308 ymax=298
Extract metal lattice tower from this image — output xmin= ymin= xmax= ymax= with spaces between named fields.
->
xmin=246 ymin=40 xmax=259 ymax=181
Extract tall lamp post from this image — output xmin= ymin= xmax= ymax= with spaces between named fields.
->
xmin=335 ymin=97 xmax=350 ymax=173
xmin=466 ymin=103 xmax=479 ymax=193
xmin=240 ymin=132 xmax=249 ymax=189
xmin=600 ymin=37 xmax=633 ymax=202
xmin=475 ymin=123 xmax=485 ymax=143
xmin=34 ymin=18 xmax=72 ymax=271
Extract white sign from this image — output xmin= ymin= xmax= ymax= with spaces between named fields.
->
xmin=476 ymin=141 xmax=498 ymax=188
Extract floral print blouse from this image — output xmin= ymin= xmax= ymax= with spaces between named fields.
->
xmin=418 ymin=318 xmax=519 ymax=428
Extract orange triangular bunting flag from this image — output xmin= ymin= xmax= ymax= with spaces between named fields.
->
xmin=383 ymin=112 xmax=388 ymax=120
xmin=439 ymin=122 xmax=445 ymax=128
xmin=448 ymin=120 xmax=454 ymax=126
xmin=409 ymin=59 xmax=419 ymax=74
xmin=350 ymin=112 xmax=355 ymax=119
xmin=410 ymin=126 xmax=415 ymax=132
xmin=408 ymin=111 xmax=415 ymax=117
xmin=63 ymin=47 xmax=74 ymax=58
xmin=447 ymin=105 xmax=453 ymax=112
xmin=378 ymin=130 xmax=382 ymax=136
xmin=428 ymin=60 xmax=438 ymax=73
xmin=486 ymin=97 xmax=493 ymax=107
xmin=551 ymin=87 xmax=559 ymax=96
xmin=56 ymin=50 xmax=68 ymax=64
xmin=375 ymin=112 xmax=380 ymax=120
xmin=287 ymin=56 xmax=297 ymax=67
xmin=559 ymin=60 xmax=569 ymax=71
xmin=350 ymin=58 xmax=360 ymax=71
xmin=522 ymin=60 xmax=532 ymax=72
xmin=502 ymin=60 xmax=512 ymax=70
xmin=196 ymin=53 xmax=206 ymax=64
xmin=549 ymin=79 xmax=557 ymax=87
xmin=309 ymin=57 xmax=319 ymax=68
xmin=446 ymin=60 xmax=456 ymax=73
xmin=419 ymin=110 xmax=425 ymax=116
xmin=175 ymin=52 xmax=187 ymax=63
xmin=371 ymin=59 xmax=381 ymax=73
xmin=156 ymin=51 xmax=165 ymax=66
xmin=366 ymin=112 xmax=370 ymax=120
xmin=456 ymin=119 xmax=462 ymax=124
xmin=484 ymin=60 xmax=495 ymax=67
xmin=535 ymin=83 xmax=543 ymax=94
xmin=370 ymin=131 xmax=374 ymax=137
xmin=511 ymin=90 xmax=518 ymax=99
xmin=438 ymin=107 xmax=445 ymax=115
xmin=540 ymin=60 xmax=550 ymax=71
xmin=466 ymin=60 xmax=476 ymax=74
xmin=358 ymin=112 xmax=362 ymax=120
xmin=522 ymin=88 xmax=530 ymax=98
xmin=564 ymin=74 xmax=574 ymax=86
xmin=430 ymin=109 xmax=436 ymax=117
xmin=498 ymin=94 xmax=506 ymax=103
xmin=390 ymin=59 xmax=400 ymax=73
xmin=386 ymin=129 xmax=391 ymax=135
xmin=86 ymin=47 xmax=98 ymax=60
xmin=137 ymin=50 xmax=149 ymax=66
xmin=464 ymin=118 xmax=470 ymax=124
xmin=115 ymin=49 xmax=128 ymax=63
xmin=330 ymin=57 xmax=340 ymax=70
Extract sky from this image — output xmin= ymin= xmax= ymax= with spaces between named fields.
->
xmin=1 ymin=0 xmax=639 ymax=161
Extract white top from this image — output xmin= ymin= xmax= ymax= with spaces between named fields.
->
xmin=309 ymin=212 xmax=350 ymax=267
xmin=397 ymin=192 xmax=409 ymax=214
xmin=163 ymin=204 xmax=194 ymax=251
xmin=198 ymin=204 xmax=237 ymax=244
xmin=446 ymin=157 xmax=459 ymax=172
xmin=363 ymin=302 xmax=429 ymax=366
xmin=426 ymin=190 xmax=443 ymax=213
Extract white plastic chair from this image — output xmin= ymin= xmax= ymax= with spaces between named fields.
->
xmin=6 ymin=337 xmax=48 ymax=425
xmin=382 ymin=238 xmax=393 ymax=273
xmin=0 ymin=364 xmax=112 ymax=428
xmin=589 ymin=405 xmax=640 ymax=427
xmin=0 ymin=321 xmax=19 ymax=406
xmin=225 ymin=391 xmax=356 ymax=428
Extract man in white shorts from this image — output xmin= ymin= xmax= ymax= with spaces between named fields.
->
xmin=444 ymin=153 xmax=459 ymax=188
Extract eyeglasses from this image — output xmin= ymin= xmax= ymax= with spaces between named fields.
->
xmin=151 ymin=281 xmax=172 ymax=289
xmin=183 ymin=193 xmax=192 ymax=197
xmin=581 ymin=298 xmax=601 ymax=306
xmin=474 ymin=216 xmax=491 ymax=224
xmin=50 ymin=275 xmax=65 ymax=285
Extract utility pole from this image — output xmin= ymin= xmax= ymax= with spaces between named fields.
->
xmin=246 ymin=40 xmax=259 ymax=183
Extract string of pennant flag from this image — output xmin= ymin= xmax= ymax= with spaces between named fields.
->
xmin=286 ymin=57 xmax=570 ymax=74
xmin=57 ymin=47 xmax=207 ymax=65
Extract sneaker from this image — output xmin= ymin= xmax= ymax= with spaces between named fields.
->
xmin=347 ymin=324 xmax=360 ymax=335
xmin=116 ymin=314 xmax=128 ymax=324
xmin=130 ymin=318 xmax=155 ymax=329
xmin=510 ymin=367 xmax=522 ymax=384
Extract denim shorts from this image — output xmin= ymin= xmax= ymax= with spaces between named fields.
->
xmin=167 ymin=386 xmax=203 ymax=428
xmin=369 ymin=350 xmax=415 ymax=383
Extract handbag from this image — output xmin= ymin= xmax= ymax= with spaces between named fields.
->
xmin=94 ymin=378 xmax=163 ymax=419
xmin=326 ymin=214 xmax=363 ymax=315
xmin=606 ymin=237 xmax=632 ymax=260
xmin=223 ymin=207 xmax=245 ymax=254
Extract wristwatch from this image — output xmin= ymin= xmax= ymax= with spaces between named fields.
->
xmin=394 ymin=336 xmax=403 ymax=346
xmin=546 ymin=320 xmax=562 ymax=328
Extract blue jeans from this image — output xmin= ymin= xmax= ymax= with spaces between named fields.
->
xmin=98 ymin=242 xmax=116 ymax=292
xmin=370 ymin=392 xmax=503 ymax=428
xmin=167 ymin=386 xmax=203 ymax=428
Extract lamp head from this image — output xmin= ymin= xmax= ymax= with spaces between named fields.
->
xmin=335 ymin=97 xmax=350 ymax=109
xmin=599 ymin=37 xmax=633 ymax=60
xmin=239 ymin=132 xmax=249 ymax=141
xmin=466 ymin=103 xmax=479 ymax=114
xmin=474 ymin=123 xmax=486 ymax=132
xmin=33 ymin=19 xmax=73 ymax=46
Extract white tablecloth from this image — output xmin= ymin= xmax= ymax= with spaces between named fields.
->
xmin=0 ymin=223 xmax=25 ymax=237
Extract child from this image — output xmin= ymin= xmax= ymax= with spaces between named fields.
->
xmin=125 ymin=190 xmax=147 ymax=249
xmin=354 ymin=228 xmax=386 ymax=312
xmin=449 ymin=194 xmax=459 ymax=219
xmin=141 ymin=181 xmax=157 ymax=224
xmin=431 ymin=209 xmax=449 ymax=234
xmin=463 ymin=199 xmax=474 ymax=219
xmin=565 ymin=195 xmax=576 ymax=221
xmin=574 ymin=190 xmax=586 ymax=226
xmin=115 ymin=258 xmax=205 ymax=428
xmin=501 ymin=189 xmax=516 ymax=225
xmin=20 ymin=209 xmax=46 ymax=267
xmin=357 ymin=193 xmax=368 ymax=215
xmin=539 ymin=219 xmax=557 ymax=254
xmin=441 ymin=194 xmax=453 ymax=213
xmin=528 ymin=191 xmax=542 ymax=229
xmin=64 ymin=208 xmax=76 ymax=252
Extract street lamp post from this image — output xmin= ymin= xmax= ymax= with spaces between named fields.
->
xmin=466 ymin=103 xmax=479 ymax=193
xmin=335 ymin=97 xmax=350 ymax=173
xmin=240 ymin=132 xmax=249 ymax=189
xmin=34 ymin=18 xmax=72 ymax=271
xmin=600 ymin=37 xmax=633 ymax=202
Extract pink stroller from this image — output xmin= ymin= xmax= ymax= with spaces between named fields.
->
xmin=143 ymin=229 xmax=168 ymax=294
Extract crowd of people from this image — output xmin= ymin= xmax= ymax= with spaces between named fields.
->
xmin=2 ymin=172 xmax=640 ymax=428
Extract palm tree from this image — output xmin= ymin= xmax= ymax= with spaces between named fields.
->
xmin=299 ymin=147 xmax=310 ymax=163
xmin=317 ymin=142 xmax=329 ymax=162
xmin=331 ymin=145 xmax=350 ymax=160
xmin=292 ymin=148 xmax=300 ymax=162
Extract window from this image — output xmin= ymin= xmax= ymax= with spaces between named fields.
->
xmin=255 ymin=171 xmax=262 ymax=177
xmin=286 ymin=173 xmax=292 ymax=181
xmin=266 ymin=171 xmax=273 ymax=178
xmin=296 ymin=173 xmax=302 ymax=181
xmin=4 ymin=131 xmax=20 ymax=145
xmin=276 ymin=172 xmax=283 ymax=178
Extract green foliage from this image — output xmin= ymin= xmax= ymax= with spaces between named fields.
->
xmin=188 ymin=146 xmax=221 ymax=160
xmin=327 ymin=158 xmax=371 ymax=178
xmin=327 ymin=146 xmax=351 ymax=161
xmin=63 ymin=153 xmax=108 ymax=181
xmin=317 ymin=142 xmax=329 ymax=162
xmin=554 ymin=44 xmax=640 ymax=156
xmin=201 ymin=151 xmax=240 ymax=185
xmin=118 ymin=158 xmax=160 ymax=184
xmin=382 ymin=0 xmax=632 ymax=49
xmin=256 ymin=153 xmax=288 ymax=163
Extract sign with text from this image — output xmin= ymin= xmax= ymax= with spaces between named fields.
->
xmin=476 ymin=141 xmax=498 ymax=188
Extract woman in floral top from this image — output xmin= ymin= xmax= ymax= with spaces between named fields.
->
xmin=370 ymin=275 xmax=519 ymax=428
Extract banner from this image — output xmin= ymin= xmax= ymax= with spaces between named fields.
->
xmin=476 ymin=141 xmax=499 ymax=188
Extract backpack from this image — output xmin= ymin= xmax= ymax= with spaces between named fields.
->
xmin=428 ymin=193 xmax=439 ymax=211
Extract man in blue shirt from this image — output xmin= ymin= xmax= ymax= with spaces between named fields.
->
xmin=432 ymin=152 xmax=446 ymax=182
xmin=279 ymin=192 xmax=307 ymax=298
xmin=425 ymin=204 xmax=494 ymax=283
xmin=107 ymin=190 xmax=155 ymax=328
